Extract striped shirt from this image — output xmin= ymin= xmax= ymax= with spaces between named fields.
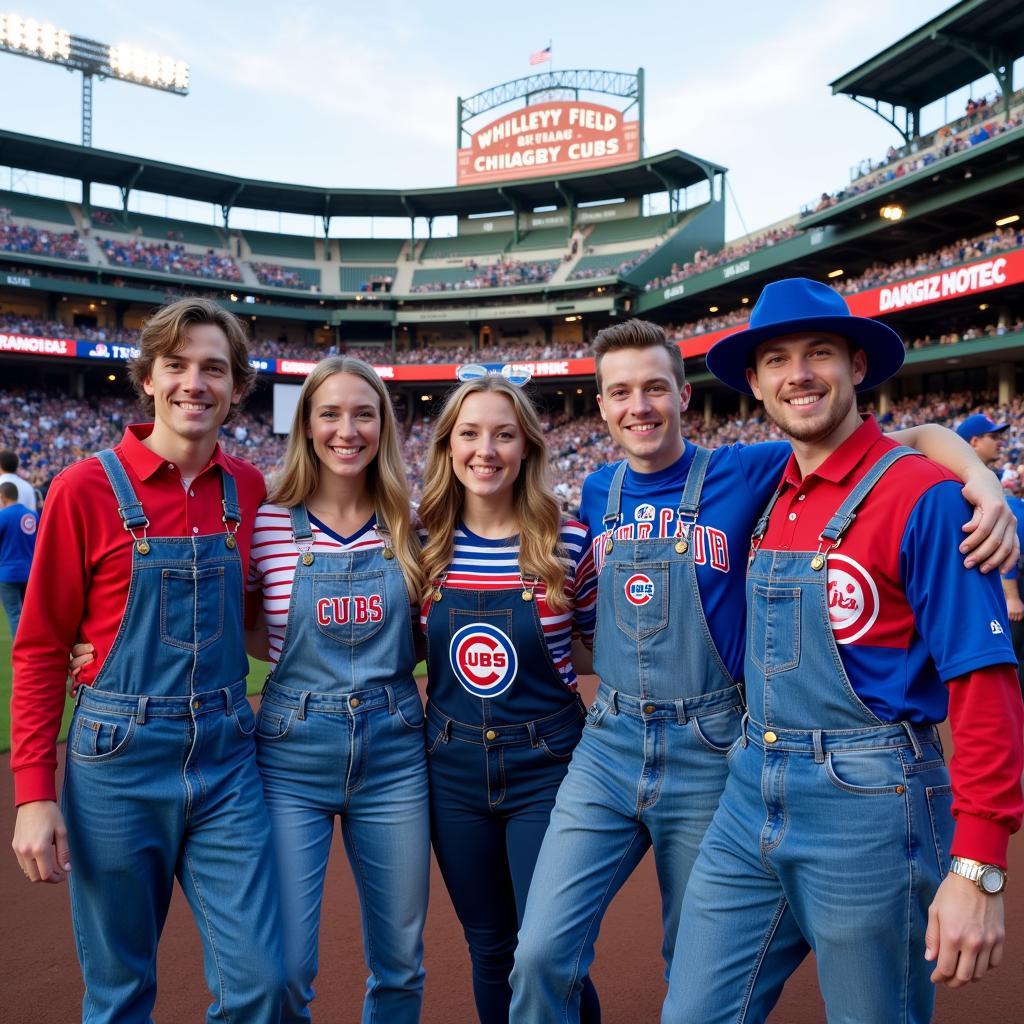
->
xmin=420 ymin=520 xmax=597 ymax=690
xmin=247 ymin=503 xmax=414 ymax=666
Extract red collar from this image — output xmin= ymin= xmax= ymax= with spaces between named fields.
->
xmin=779 ymin=415 xmax=883 ymax=490
xmin=121 ymin=423 xmax=228 ymax=482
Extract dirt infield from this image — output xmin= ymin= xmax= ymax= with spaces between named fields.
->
xmin=3 ymin=677 xmax=1021 ymax=1022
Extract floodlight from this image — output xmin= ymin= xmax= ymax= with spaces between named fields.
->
xmin=0 ymin=12 xmax=189 ymax=146
xmin=827 ymin=268 xmax=844 ymax=278
xmin=995 ymin=214 xmax=1019 ymax=227
xmin=880 ymin=205 xmax=904 ymax=222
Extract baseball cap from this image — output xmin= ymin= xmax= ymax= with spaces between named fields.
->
xmin=955 ymin=413 xmax=1009 ymax=441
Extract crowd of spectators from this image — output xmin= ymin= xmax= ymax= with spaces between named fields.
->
xmin=833 ymin=224 xmax=1024 ymax=296
xmin=0 ymin=210 xmax=87 ymax=261
xmin=9 ymin=379 xmax=1024 ymax=514
xmin=251 ymin=263 xmax=306 ymax=289
xmin=98 ymin=238 xmax=242 ymax=282
xmin=410 ymin=258 xmax=558 ymax=293
xmin=355 ymin=273 xmax=394 ymax=293
xmin=809 ymin=100 xmax=1024 ymax=215
xmin=0 ymin=314 xmax=137 ymax=345
xmin=643 ymin=224 xmax=798 ymax=293
xmin=569 ymin=247 xmax=654 ymax=282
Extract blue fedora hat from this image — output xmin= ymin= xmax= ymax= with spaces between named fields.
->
xmin=706 ymin=277 xmax=905 ymax=395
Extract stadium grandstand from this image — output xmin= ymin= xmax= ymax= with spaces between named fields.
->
xmin=2 ymin=0 xmax=1024 ymax=522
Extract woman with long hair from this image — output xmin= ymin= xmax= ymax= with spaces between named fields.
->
xmin=419 ymin=372 xmax=600 ymax=1024
xmin=247 ymin=355 xmax=429 ymax=1022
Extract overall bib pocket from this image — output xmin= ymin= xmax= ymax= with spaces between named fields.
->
xmin=160 ymin=566 xmax=226 ymax=650
xmin=749 ymin=584 xmax=801 ymax=675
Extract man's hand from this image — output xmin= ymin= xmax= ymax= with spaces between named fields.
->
xmin=1005 ymin=591 xmax=1024 ymax=623
xmin=924 ymin=872 xmax=1005 ymax=987
xmin=960 ymin=473 xmax=1020 ymax=574
xmin=69 ymin=641 xmax=95 ymax=678
xmin=12 ymin=800 xmax=71 ymax=884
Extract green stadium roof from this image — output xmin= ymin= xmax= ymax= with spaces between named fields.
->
xmin=0 ymin=129 xmax=725 ymax=220
xmin=830 ymin=0 xmax=1024 ymax=110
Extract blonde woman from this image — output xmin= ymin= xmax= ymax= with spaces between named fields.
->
xmin=419 ymin=373 xmax=600 ymax=1024
xmin=246 ymin=356 xmax=429 ymax=1023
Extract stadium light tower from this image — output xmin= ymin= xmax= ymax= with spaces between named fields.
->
xmin=0 ymin=12 xmax=188 ymax=146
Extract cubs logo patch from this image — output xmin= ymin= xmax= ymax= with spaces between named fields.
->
xmin=624 ymin=573 xmax=655 ymax=606
xmin=20 ymin=513 xmax=36 ymax=535
xmin=827 ymin=554 xmax=879 ymax=645
xmin=635 ymin=503 xmax=655 ymax=522
xmin=450 ymin=623 xmax=518 ymax=698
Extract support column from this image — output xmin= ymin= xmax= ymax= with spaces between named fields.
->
xmin=564 ymin=392 xmax=573 ymax=418
xmin=703 ymin=390 xmax=713 ymax=428
xmin=739 ymin=394 xmax=750 ymax=418
xmin=998 ymin=362 xmax=1013 ymax=406
xmin=877 ymin=381 xmax=892 ymax=417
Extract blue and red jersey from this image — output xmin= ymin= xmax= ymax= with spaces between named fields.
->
xmin=759 ymin=417 xmax=1015 ymax=722
xmin=578 ymin=441 xmax=791 ymax=681
xmin=0 ymin=502 xmax=37 ymax=583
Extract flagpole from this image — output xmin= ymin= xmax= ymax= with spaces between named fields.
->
xmin=548 ymin=39 xmax=553 ymax=74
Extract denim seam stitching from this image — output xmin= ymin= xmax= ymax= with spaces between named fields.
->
xmin=738 ymin=897 xmax=790 ymax=1024
xmin=183 ymin=846 xmax=231 ymax=1024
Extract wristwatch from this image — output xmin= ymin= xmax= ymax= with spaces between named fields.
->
xmin=948 ymin=856 xmax=1007 ymax=894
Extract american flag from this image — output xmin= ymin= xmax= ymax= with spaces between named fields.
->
xmin=529 ymin=46 xmax=551 ymax=66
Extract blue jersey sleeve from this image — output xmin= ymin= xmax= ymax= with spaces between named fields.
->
xmin=900 ymin=481 xmax=1016 ymax=680
xmin=1001 ymin=496 xmax=1024 ymax=582
xmin=577 ymin=464 xmax=616 ymax=537
xmin=732 ymin=441 xmax=792 ymax=507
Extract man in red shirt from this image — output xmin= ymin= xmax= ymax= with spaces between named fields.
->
xmin=666 ymin=278 xmax=1024 ymax=1023
xmin=11 ymin=298 xmax=284 ymax=1023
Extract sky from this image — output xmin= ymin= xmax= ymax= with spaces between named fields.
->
xmin=0 ymin=0 xmax=1016 ymax=240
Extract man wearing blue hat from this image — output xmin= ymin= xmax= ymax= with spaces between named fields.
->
xmin=666 ymin=278 xmax=1024 ymax=1023
xmin=956 ymin=413 xmax=1010 ymax=467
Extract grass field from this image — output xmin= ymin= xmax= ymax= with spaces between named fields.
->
xmin=0 ymin=616 xmax=269 ymax=755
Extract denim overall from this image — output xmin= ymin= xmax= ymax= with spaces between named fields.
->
xmin=425 ymin=553 xmax=595 ymax=1024
xmin=668 ymin=447 xmax=954 ymax=1024
xmin=255 ymin=504 xmax=429 ymax=1024
xmin=62 ymin=449 xmax=284 ymax=1024
xmin=511 ymin=447 xmax=745 ymax=1023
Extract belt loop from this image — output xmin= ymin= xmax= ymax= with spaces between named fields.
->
xmin=221 ymin=687 xmax=232 ymax=715
xmin=675 ymin=699 xmax=688 ymax=725
xmin=740 ymin=710 xmax=750 ymax=748
xmin=298 ymin=691 xmax=310 ymax=721
xmin=902 ymin=721 xmax=923 ymax=761
xmin=608 ymin=689 xmax=620 ymax=715
xmin=812 ymin=729 xmax=824 ymax=764
xmin=136 ymin=695 xmax=149 ymax=726
xmin=527 ymin=721 xmax=539 ymax=748
xmin=386 ymin=685 xmax=396 ymax=714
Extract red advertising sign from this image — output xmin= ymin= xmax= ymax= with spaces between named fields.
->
xmin=675 ymin=249 xmax=1024 ymax=360
xmin=0 ymin=333 xmax=76 ymax=357
xmin=846 ymin=251 xmax=1024 ymax=317
xmin=457 ymin=101 xmax=640 ymax=186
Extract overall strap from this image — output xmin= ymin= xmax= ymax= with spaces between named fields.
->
xmin=289 ymin=503 xmax=314 ymax=544
xmin=752 ymin=483 xmax=786 ymax=544
xmin=95 ymin=449 xmax=148 ymax=531
xmin=601 ymin=460 xmax=629 ymax=533
xmin=821 ymin=446 xmax=917 ymax=543
xmin=677 ymin=445 xmax=712 ymax=523
xmin=220 ymin=469 xmax=241 ymax=527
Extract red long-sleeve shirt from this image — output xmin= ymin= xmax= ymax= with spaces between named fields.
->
xmin=10 ymin=425 xmax=266 ymax=806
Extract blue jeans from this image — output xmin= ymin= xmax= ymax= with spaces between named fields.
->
xmin=664 ymin=721 xmax=953 ymax=1023
xmin=0 ymin=579 xmax=26 ymax=636
xmin=62 ymin=682 xmax=285 ymax=1024
xmin=509 ymin=684 xmax=743 ymax=1023
xmin=427 ymin=700 xmax=599 ymax=1024
xmin=256 ymin=680 xmax=430 ymax=1024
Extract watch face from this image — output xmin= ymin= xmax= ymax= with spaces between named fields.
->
xmin=980 ymin=866 xmax=1005 ymax=894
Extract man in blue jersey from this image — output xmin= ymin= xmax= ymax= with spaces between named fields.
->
xmin=509 ymin=318 xmax=1019 ymax=1023
xmin=0 ymin=481 xmax=37 ymax=637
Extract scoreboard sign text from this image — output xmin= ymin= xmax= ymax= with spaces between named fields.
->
xmin=457 ymin=101 xmax=640 ymax=185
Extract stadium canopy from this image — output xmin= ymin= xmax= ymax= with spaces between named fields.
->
xmin=0 ymin=129 xmax=724 ymax=225
xmin=830 ymin=0 xmax=1024 ymax=142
